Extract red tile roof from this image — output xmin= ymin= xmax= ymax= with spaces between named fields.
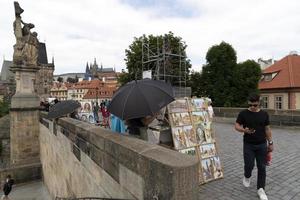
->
xmin=83 ymin=87 xmax=118 ymax=99
xmin=73 ymin=79 xmax=106 ymax=89
xmin=259 ymin=55 xmax=300 ymax=89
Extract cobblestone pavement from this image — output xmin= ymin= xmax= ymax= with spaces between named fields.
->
xmin=199 ymin=122 xmax=300 ymax=200
xmin=0 ymin=181 xmax=51 ymax=200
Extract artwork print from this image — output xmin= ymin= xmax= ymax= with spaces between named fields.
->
xmin=170 ymin=112 xmax=191 ymax=126
xmin=168 ymin=99 xmax=189 ymax=113
xmin=212 ymin=156 xmax=223 ymax=179
xmin=200 ymin=143 xmax=216 ymax=159
xmin=179 ymin=147 xmax=197 ymax=156
xmin=201 ymin=158 xmax=214 ymax=182
xmin=190 ymin=98 xmax=204 ymax=111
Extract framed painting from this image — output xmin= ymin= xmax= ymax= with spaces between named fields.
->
xmin=182 ymin=125 xmax=198 ymax=147
xmin=171 ymin=127 xmax=188 ymax=149
xmin=194 ymin=123 xmax=206 ymax=144
xmin=170 ymin=112 xmax=192 ymax=126
xmin=200 ymin=143 xmax=216 ymax=159
xmin=201 ymin=158 xmax=214 ymax=182
xmin=211 ymin=156 xmax=223 ymax=179
xmin=190 ymin=98 xmax=204 ymax=111
xmin=179 ymin=146 xmax=199 ymax=156
xmin=168 ymin=99 xmax=189 ymax=113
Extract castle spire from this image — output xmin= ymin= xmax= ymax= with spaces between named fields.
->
xmin=85 ymin=62 xmax=90 ymax=73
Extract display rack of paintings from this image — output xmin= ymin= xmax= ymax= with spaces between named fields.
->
xmin=167 ymin=97 xmax=223 ymax=184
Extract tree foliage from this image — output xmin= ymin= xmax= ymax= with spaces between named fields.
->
xmin=190 ymin=71 xmax=203 ymax=97
xmin=232 ymin=60 xmax=261 ymax=106
xmin=66 ymin=77 xmax=78 ymax=83
xmin=124 ymin=32 xmax=192 ymax=85
xmin=57 ymin=76 xmax=63 ymax=82
xmin=191 ymin=42 xmax=261 ymax=107
xmin=117 ymin=72 xmax=132 ymax=86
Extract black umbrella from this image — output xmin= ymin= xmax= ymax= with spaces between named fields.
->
xmin=107 ymin=78 xmax=175 ymax=120
xmin=47 ymin=100 xmax=81 ymax=119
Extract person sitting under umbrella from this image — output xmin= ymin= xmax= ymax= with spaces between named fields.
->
xmin=126 ymin=114 xmax=158 ymax=136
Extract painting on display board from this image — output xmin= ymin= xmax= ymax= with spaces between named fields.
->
xmin=78 ymin=112 xmax=95 ymax=124
xmin=170 ymin=112 xmax=192 ymax=126
xmin=190 ymin=98 xmax=205 ymax=111
xmin=194 ymin=123 xmax=206 ymax=144
xmin=172 ymin=125 xmax=198 ymax=150
xmin=168 ymin=97 xmax=223 ymax=184
xmin=199 ymin=143 xmax=216 ymax=159
xmin=81 ymin=102 xmax=92 ymax=113
xmin=191 ymin=111 xmax=209 ymax=124
xmin=194 ymin=122 xmax=214 ymax=144
xmin=168 ymin=99 xmax=189 ymax=113
xmin=201 ymin=158 xmax=214 ymax=182
xmin=179 ymin=146 xmax=200 ymax=157
xmin=78 ymin=102 xmax=96 ymax=124
xmin=211 ymin=156 xmax=223 ymax=179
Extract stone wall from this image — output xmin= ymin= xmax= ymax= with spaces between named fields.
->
xmin=10 ymin=109 xmax=40 ymax=165
xmin=214 ymin=107 xmax=300 ymax=126
xmin=39 ymin=113 xmax=199 ymax=200
xmin=0 ymin=163 xmax=41 ymax=185
xmin=0 ymin=115 xmax=10 ymax=167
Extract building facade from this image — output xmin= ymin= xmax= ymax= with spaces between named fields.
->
xmin=259 ymin=53 xmax=300 ymax=110
xmin=50 ymin=82 xmax=71 ymax=101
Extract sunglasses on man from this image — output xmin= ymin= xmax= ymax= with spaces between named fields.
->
xmin=248 ymin=103 xmax=259 ymax=107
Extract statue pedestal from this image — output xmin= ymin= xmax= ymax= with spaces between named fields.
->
xmin=10 ymin=64 xmax=41 ymax=166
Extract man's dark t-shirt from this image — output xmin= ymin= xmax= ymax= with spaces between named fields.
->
xmin=236 ymin=109 xmax=270 ymax=144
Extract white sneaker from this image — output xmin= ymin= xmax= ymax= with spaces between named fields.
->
xmin=243 ymin=176 xmax=251 ymax=187
xmin=257 ymin=188 xmax=268 ymax=200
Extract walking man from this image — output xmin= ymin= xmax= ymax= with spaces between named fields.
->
xmin=235 ymin=94 xmax=273 ymax=200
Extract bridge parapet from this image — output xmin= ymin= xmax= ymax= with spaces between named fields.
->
xmin=39 ymin=112 xmax=199 ymax=200
xmin=214 ymin=107 xmax=300 ymax=126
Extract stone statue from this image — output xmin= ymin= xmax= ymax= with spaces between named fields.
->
xmin=13 ymin=1 xmax=39 ymax=67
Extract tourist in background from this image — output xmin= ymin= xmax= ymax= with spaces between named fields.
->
xmin=1 ymin=175 xmax=14 ymax=200
xmin=235 ymin=93 xmax=273 ymax=200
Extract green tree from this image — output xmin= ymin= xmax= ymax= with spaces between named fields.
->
xmin=57 ymin=76 xmax=63 ymax=82
xmin=66 ymin=77 xmax=77 ymax=83
xmin=124 ymin=32 xmax=192 ymax=85
xmin=189 ymin=71 xmax=203 ymax=97
xmin=193 ymin=42 xmax=261 ymax=107
xmin=232 ymin=60 xmax=261 ymax=107
xmin=117 ymin=72 xmax=131 ymax=86
xmin=200 ymin=41 xmax=237 ymax=106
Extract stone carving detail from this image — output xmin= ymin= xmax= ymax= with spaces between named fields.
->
xmin=13 ymin=1 xmax=39 ymax=67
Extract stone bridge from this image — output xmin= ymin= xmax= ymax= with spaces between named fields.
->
xmin=38 ymin=112 xmax=199 ymax=199
xmin=1 ymin=116 xmax=300 ymax=199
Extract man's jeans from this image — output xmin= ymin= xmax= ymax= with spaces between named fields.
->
xmin=243 ymin=142 xmax=268 ymax=189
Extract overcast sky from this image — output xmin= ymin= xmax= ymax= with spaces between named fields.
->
xmin=0 ymin=0 xmax=299 ymax=75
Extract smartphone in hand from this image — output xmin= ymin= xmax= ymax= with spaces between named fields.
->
xmin=249 ymin=128 xmax=256 ymax=133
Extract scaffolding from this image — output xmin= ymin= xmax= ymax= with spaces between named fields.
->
xmin=141 ymin=35 xmax=190 ymax=97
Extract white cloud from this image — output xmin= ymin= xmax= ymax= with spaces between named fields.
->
xmin=0 ymin=0 xmax=299 ymax=75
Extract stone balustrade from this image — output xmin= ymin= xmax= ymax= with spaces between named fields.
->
xmin=39 ymin=112 xmax=199 ymax=200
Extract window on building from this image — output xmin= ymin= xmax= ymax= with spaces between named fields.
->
xmin=275 ymin=96 xmax=283 ymax=110
xmin=261 ymin=96 xmax=268 ymax=109
xmin=264 ymin=74 xmax=272 ymax=81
